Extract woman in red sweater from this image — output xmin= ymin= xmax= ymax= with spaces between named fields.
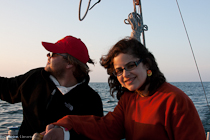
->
xmin=42 ymin=37 xmax=206 ymax=140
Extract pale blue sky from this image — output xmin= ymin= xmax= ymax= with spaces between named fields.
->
xmin=0 ymin=0 xmax=209 ymax=82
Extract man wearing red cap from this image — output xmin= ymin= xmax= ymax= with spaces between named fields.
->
xmin=0 ymin=35 xmax=103 ymax=140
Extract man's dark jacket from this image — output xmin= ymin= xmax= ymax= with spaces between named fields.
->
xmin=0 ymin=68 xmax=103 ymax=139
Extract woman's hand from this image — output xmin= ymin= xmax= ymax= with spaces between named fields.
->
xmin=41 ymin=124 xmax=64 ymax=140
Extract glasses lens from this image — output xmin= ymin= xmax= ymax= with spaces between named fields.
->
xmin=125 ymin=62 xmax=137 ymax=71
xmin=113 ymin=60 xmax=142 ymax=77
xmin=50 ymin=52 xmax=55 ymax=57
xmin=47 ymin=52 xmax=56 ymax=58
xmin=114 ymin=68 xmax=123 ymax=76
xmin=47 ymin=52 xmax=54 ymax=57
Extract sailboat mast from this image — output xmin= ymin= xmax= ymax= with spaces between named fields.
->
xmin=134 ymin=0 xmax=146 ymax=46
xmin=138 ymin=0 xmax=146 ymax=47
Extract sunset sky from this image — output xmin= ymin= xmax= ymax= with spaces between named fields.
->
xmin=0 ymin=0 xmax=209 ymax=82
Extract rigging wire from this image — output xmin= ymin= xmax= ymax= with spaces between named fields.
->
xmin=175 ymin=0 xmax=210 ymax=111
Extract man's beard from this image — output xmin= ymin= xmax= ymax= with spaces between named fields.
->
xmin=45 ymin=65 xmax=65 ymax=79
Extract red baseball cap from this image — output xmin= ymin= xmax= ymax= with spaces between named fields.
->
xmin=42 ymin=36 xmax=90 ymax=64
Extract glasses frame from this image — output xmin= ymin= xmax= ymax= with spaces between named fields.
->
xmin=113 ymin=59 xmax=142 ymax=77
xmin=47 ymin=52 xmax=68 ymax=60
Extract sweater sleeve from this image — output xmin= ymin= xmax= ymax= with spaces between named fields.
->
xmin=53 ymin=94 xmax=127 ymax=140
xmin=0 ymin=68 xmax=42 ymax=103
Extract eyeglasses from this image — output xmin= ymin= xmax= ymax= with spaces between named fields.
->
xmin=47 ymin=52 xmax=68 ymax=60
xmin=113 ymin=59 xmax=142 ymax=76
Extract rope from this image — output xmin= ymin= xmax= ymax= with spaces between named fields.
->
xmin=79 ymin=0 xmax=91 ymax=21
xmin=127 ymin=12 xmax=143 ymax=42
xmin=125 ymin=0 xmax=148 ymax=44
xmin=78 ymin=0 xmax=101 ymax=21
xmin=175 ymin=0 xmax=210 ymax=111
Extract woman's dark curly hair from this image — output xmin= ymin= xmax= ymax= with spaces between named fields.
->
xmin=100 ymin=37 xmax=166 ymax=100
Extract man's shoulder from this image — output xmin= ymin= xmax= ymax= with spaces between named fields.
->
xmin=26 ymin=67 xmax=44 ymax=74
xmin=22 ymin=67 xmax=49 ymax=80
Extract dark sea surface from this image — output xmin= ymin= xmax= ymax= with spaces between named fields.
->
xmin=0 ymin=82 xmax=210 ymax=139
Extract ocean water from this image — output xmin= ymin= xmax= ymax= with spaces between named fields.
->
xmin=0 ymin=82 xmax=210 ymax=139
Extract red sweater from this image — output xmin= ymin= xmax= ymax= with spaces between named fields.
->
xmin=53 ymin=82 xmax=206 ymax=140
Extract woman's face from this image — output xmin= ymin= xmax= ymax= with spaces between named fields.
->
xmin=113 ymin=53 xmax=148 ymax=91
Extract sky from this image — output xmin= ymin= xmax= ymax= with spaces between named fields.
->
xmin=0 ymin=0 xmax=209 ymax=82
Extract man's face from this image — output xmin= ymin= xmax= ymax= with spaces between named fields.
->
xmin=45 ymin=53 xmax=68 ymax=78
